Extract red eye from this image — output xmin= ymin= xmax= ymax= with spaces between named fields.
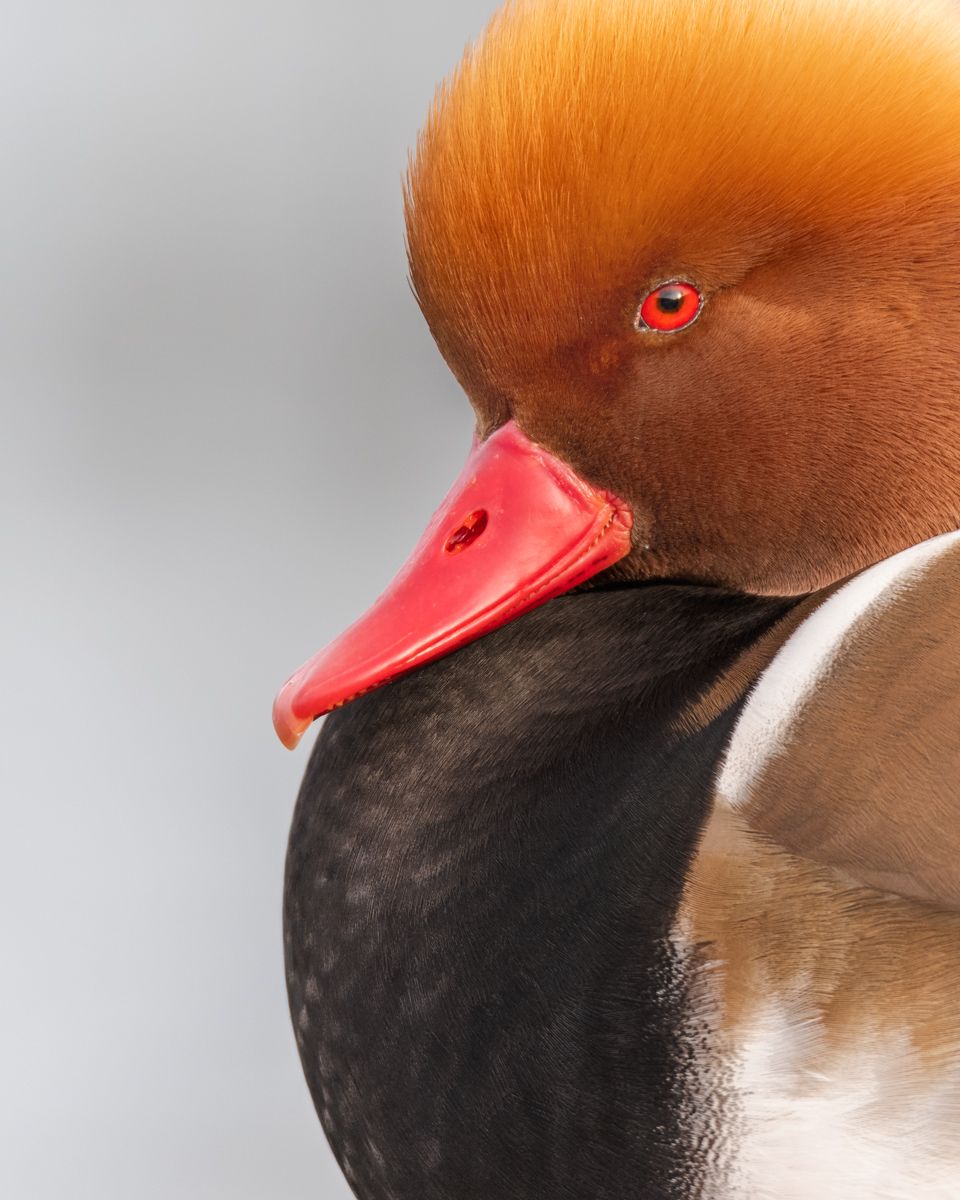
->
xmin=636 ymin=281 xmax=703 ymax=333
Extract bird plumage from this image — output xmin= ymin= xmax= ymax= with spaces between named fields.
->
xmin=285 ymin=585 xmax=794 ymax=1199
xmin=280 ymin=0 xmax=960 ymax=1194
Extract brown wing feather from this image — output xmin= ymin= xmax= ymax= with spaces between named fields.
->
xmin=731 ymin=534 xmax=960 ymax=909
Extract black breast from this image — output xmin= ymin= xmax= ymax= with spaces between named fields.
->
xmin=283 ymin=585 xmax=791 ymax=1200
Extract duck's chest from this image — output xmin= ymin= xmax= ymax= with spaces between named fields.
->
xmin=284 ymin=690 xmax=743 ymax=1200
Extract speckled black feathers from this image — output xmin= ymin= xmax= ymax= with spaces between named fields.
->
xmin=284 ymin=585 xmax=792 ymax=1199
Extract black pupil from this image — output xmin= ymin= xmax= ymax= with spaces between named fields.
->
xmin=656 ymin=286 xmax=686 ymax=314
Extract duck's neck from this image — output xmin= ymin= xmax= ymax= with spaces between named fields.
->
xmin=285 ymin=585 xmax=794 ymax=1200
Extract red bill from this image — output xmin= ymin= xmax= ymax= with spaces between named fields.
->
xmin=273 ymin=420 xmax=633 ymax=748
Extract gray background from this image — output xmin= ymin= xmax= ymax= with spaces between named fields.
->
xmin=2 ymin=2 xmax=496 ymax=1196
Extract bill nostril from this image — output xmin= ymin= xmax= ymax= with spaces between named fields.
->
xmin=444 ymin=509 xmax=489 ymax=554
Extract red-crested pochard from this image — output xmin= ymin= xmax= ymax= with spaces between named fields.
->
xmin=276 ymin=1 xmax=960 ymax=1196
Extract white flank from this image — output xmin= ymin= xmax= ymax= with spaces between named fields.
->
xmin=726 ymin=998 xmax=960 ymax=1200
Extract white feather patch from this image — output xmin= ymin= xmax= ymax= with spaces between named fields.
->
xmin=716 ymin=530 xmax=960 ymax=809
xmin=669 ymin=914 xmax=960 ymax=1199
xmin=726 ymin=998 xmax=960 ymax=1199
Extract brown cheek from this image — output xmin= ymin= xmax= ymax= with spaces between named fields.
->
xmin=629 ymin=277 xmax=960 ymax=593
xmin=521 ymin=296 xmax=957 ymax=594
xmin=623 ymin=310 xmax=829 ymax=592
xmin=586 ymin=336 xmax=626 ymax=376
xmin=499 ymin=324 xmax=791 ymax=588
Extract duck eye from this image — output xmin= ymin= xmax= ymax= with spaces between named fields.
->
xmin=636 ymin=281 xmax=703 ymax=333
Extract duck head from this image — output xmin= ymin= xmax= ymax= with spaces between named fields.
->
xmin=274 ymin=0 xmax=960 ymax=748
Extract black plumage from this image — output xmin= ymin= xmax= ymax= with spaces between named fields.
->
xmin=284 ymin=585 xmax=793 ymax=1199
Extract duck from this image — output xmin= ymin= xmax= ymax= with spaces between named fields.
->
xmin=274 ymin=1 xmax=960 ymax=1196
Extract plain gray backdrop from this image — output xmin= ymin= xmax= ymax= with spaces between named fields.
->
xmin=2 ymin=2 xmax=498 ymax=1196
